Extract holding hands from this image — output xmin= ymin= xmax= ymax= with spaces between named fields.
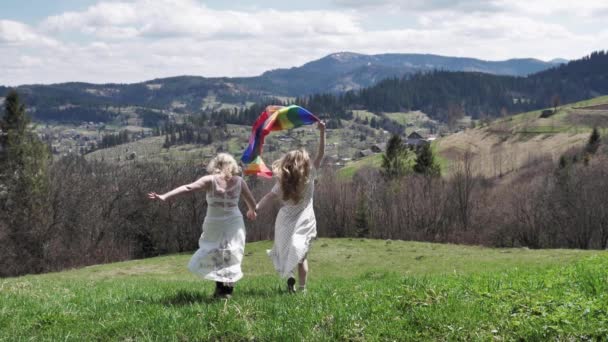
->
xmin=246 ymin=209 xmax=257 ymax=221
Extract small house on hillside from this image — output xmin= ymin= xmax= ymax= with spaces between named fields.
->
xmin=358 ymin=149 xmax=374 ymax=158
xmin=540 ymin=109 xmax=555 ymax=118
xmin=406 ymin=132 xmax=428 ymax=147
xmin=371 ymin=143 xmax=387 ymax=153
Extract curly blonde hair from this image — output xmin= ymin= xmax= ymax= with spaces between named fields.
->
xmin=272 ymin=149 xmax=311 ymax=203
xmin=207 ymin=153 xmax=241 ymax=179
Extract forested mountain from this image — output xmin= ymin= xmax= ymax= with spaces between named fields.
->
xmin=219 ymin=50 xmax=608 ymax=127
xmin=238 ymin=52 xmax=559 ymax=95
xmin=309 ymin=50 xmax=608 ymax=122
xmin=3 ymin=51 xmax=605 ymax=126
xmin=0 ymin=52 xmax=563 ymax=124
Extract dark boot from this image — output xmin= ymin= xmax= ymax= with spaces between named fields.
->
xmin=213 ymin=281 xmax=224 ymax=298
xmin=287 ymin=277 xmax=296 ymax=293
xmin=224 ymin=284 xmax=234 ymax=298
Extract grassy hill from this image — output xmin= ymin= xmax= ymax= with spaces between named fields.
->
xmin=2 ymin=238 xmax=607 ymax=340
xmin=337 ymin=95 xmax=608 ymax=179
xmin=435 ymin=95 xmax=608 ymax=177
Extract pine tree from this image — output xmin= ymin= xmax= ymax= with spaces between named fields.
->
xmin=354 ymin=195 xmax=369 ymax=238
xmin=558 ymin=155 xmax=568 ymax=169
xmin=163 ymin=134 xmax=170 ymax=148
xmin=413 ymin=143 xmax=441 ymax=176
xmin=585 ymin=127 xmax=600 ymax=155
xmin=0 ymin=90 xmax=48 ymax=195
xmin=381 ymin=134 xmax=411 ymax=179
xmin=0 ymin=90 xmax=49 ymax=274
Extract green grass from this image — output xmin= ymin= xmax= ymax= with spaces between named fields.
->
xmin=337 ymin=153 xmax=383 ymax=179
xmin=384 ymin=111 xmax=422 ymax=126
xmin=571 ymin=95 xmax=608 ymax=108
xmin=2 ymin=239 xmax=607 ymax=340
xmin=337 ymin=142 xmax=447 ymax=180
xmin=430 ymin=140 xmax=449 ymax=174
xmin=351 ymin=110 xmax=379 ymax=121
xmin=494 ymin=95 xmax=608 ymax=135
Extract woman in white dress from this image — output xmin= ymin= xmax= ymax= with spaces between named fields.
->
xmin=148 ymin=153 xmax=257 ymax=298
xmin=257 ymin=121 xmax=325 ymax=292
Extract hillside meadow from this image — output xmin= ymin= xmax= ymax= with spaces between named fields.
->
xmin=436 ymin=96 xmax=608 ymax=177
xmin=1 ymin=238 xmax=607 ymax=340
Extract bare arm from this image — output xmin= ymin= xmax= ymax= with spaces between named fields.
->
xmin=256 ymin=191 xmax=278 ymax=212
xmin=148 ymin=175 xmax=212 ymax=201
xmin=240 ymin=178 xmax=257 ymax=220
xmin=314 ymin=120 xmax=326 ymax=169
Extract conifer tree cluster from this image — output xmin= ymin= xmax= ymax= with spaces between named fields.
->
xmin=381 ymin=134 xmax=412 ymax=179
xmin=413 ymin=143 xmax=441 ymax=177
xmin=0 ymin=90 xmax=50 ymax=273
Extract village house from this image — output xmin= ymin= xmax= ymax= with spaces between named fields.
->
xmin=358 ymin=149 xmax=374 ymax=158
xmin=406 ymin=131 xmax=428 ymax=147
xmin=371 ymin=143 xmax=387 ymax=153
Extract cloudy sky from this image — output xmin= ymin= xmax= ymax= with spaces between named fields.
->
xmin=1 ymin=0 xmax=607 ymax=85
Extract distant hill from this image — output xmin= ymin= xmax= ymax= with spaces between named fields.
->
xmin=246 ymin=52 xmax=561 ymax=94
xmin=337 ymin=95 xmax=608 ymax=179
xmin=323 ymin=50 xmax=608 ymax=121
xmin=1 ymin=52 xmax=562 ymax=124
xmin=435 ymin=95 xmax=608 ymax=176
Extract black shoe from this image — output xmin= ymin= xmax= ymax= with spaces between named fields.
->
xmin=213 ymin=282 xmax=232 ymax=299
xmin=213 ymin=282 xmax=224 ymax=298
xmin=287 ymin=277 xmax=296 ymax=293
xmin=224 ymin=284 xmax=234 ymax=297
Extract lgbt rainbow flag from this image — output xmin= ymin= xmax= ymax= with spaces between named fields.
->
xmin=241 ymin=105 xmax=319 ymax=178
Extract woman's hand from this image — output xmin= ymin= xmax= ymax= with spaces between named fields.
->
xmin=147 ymin=192 xmax=166 ymax=201
xmin=246 ymin=209 xmax=257 ymax=221
xmin=317 ymin=120 xmax=326 ymax=132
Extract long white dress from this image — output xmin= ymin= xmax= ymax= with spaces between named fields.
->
xmin=188 ymin=175 xmax=246 ymax=283
xmin=267 ymin=167 xmax=317 ymax=278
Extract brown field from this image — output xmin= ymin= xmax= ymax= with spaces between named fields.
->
xmin=435 ymin=128 xmax=590 ymax=177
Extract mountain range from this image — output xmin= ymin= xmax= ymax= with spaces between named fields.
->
xmin=0 ymin=52 xmax=566 ymax=122
xmin=246 ymin=52 xmax=564 ymax=94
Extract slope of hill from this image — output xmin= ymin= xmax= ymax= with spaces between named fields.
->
xmin=1 ymin=238 xmax=606 ymax=340
xmin=435 ymin=95 xmax=608 ymax=177
xmin=334 ymin=95 xmax=608 ymax=178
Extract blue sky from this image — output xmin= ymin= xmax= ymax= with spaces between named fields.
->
xmin=1 ymin=0 xmax=607 ymax=85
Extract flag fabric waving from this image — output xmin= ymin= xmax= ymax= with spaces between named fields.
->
xmin=241 ymin=105 xmax=319 ymax=178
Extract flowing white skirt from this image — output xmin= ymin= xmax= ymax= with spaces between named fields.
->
xmin=188 ymin=214 xmax=245 ymax=283
xmin=267 ymin=204 xmax=317 ymax=278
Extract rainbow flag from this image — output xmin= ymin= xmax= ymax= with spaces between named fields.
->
xmin=242 ymin=105 xmax=319 ymax=178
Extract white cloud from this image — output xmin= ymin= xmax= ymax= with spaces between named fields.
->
xmin=507 ymin=0 xmax=608 ymax=18
xmin=0 ymin=1 xmax=606 ymax=85
xmin=41 ymin=0 xmax=361 ymax=40
xmin=0 ymin=20 xmax=58 ymax=46
xmin=334 ymin=0 xmax=507 ymax=13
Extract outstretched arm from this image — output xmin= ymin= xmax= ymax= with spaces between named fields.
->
xmin=256 ymin=191 xmax=278 ymax=212
xmin=240 ymin=179 xmax=257 ymax=220
xmin=148 ymin=175 xmax=212 ymax=201
xmin=314 ymin=120 xmax=326 ymax=169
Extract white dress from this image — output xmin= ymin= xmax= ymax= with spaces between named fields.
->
xmin=267 ymin=167 xmax=317 ymax=278
xmin=188 ymin=175 xmax=246 ymax=283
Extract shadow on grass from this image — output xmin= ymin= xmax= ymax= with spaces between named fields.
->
xmin=158 ymin=290 xmax=216 ymax=306
xmin=155 ymin=286 xmax=285 ymax=306
xmin=236 ymin=286 xmax=285 ymax=298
